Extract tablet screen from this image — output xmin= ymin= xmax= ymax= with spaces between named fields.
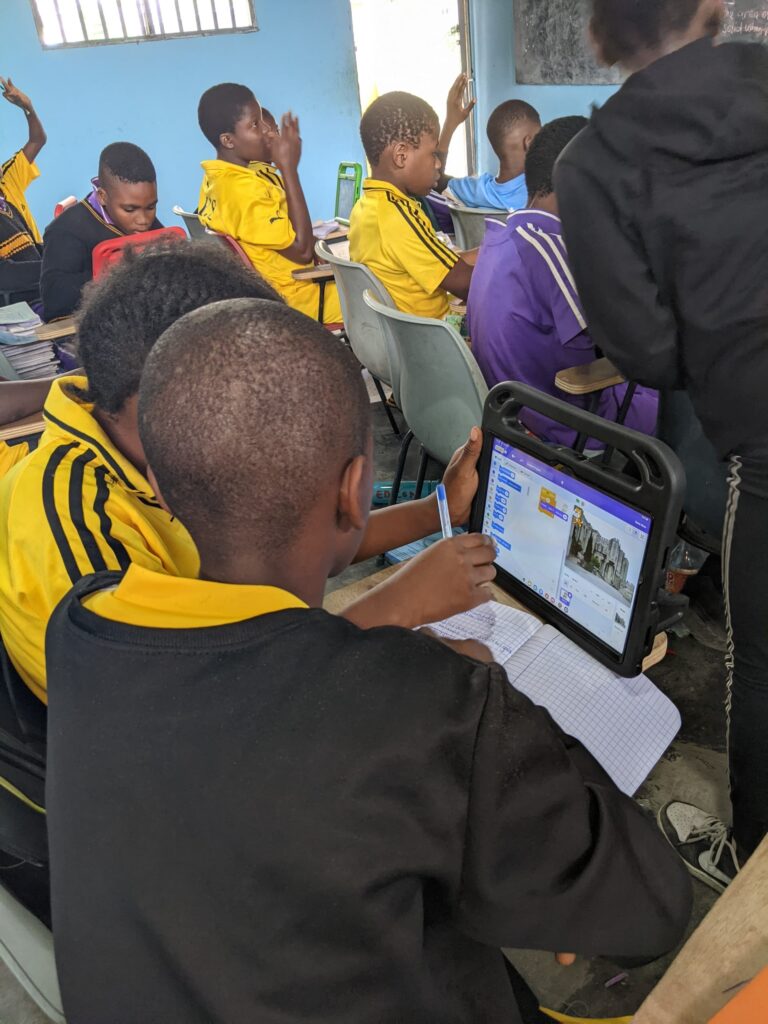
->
xmin=482 ymin=438 xmax=653 ymax=655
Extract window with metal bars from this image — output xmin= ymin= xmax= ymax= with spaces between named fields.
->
xmin=28 ymin=0 xmax=258 ymax=49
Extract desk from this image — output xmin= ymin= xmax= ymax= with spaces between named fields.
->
xmin=0 ymin=411 xmax=45 ymax=442
xmin=325 ymin=563 xmax=667 ymax=672
xmin=36 ymin=317 xmax=77 ymax=342
xmin=555 ymin=358 xmax=625 ymax=396
xmin=292 ymin=264 xmax=336 ymax=324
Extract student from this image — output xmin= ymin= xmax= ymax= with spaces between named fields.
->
xmin=197 ymin=83 xmax=343 ymax=325
xmin=467 ymin=116 xmax=658 ymax=448
xmin=350 ymin=91 xmax=474 ymax=319
xmin=260 ymin=107 xmax=279 ymax=139
xmin=556 ymin=0 xmax=768 ymax=885
xmin=0 ymin=76 xmax=46 ymax=306
xmin=45 ymin=297 xmax=691 ymax=1023
xmin=0 ymin=240 xmax=494 ymax=704
xmin=438 ymin=75 xmax=541 ymax=211
xmin=0 ymin=377 xmax=53 ymax=475
xmin=40 ymin=142 xmax=161 ymax=321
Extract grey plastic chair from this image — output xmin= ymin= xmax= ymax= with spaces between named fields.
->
xmin=448 ymin=205 xmax=508 ymax=250
xmin=315 ymin=240 xmax=401 ymax=434
xmin=363 ymin=290 xmax=488 ymax=502
xmin=172 ymin=205 xmax=207 ymax=240
xmin=0 ymin=884 xmax=64 ymax=1021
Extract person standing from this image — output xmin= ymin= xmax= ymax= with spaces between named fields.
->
xmin=556 ymin=0 xmax=768 ymax=891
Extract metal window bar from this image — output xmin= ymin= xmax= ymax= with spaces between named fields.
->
xmin=29 ymin=0 xmax=257 ymax=47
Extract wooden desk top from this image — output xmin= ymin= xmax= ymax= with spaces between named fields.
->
xmin=325 ymin=563 xmax=667 ymax=672
xmin=292 ymin=264 xmax=335 ymax=282
xmin=36 ymin=316 xmax=77 ymax=342
xmin=555 ymin=357 xmax=625 ymax=396
xmin=0 ymin=411 xmax=45 ymax=441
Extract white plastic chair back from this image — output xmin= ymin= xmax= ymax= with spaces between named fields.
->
xmin=448 ymin=206 xmax=508 ymax=250
xmin=172 ymin=205 xmax=207 ymax=240
xmin=0 ymin=883 xmax=65 ymax=1021
xmin=363 ymin=291 xmax=487 ymax=465
xmin=315 ymin=240 xmax=399 ymax=394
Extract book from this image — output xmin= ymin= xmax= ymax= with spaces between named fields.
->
xmin=428 ymin=602 xmax=680 ymax=795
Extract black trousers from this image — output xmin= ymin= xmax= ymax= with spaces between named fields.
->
xmin=723 ymin=442 xmax=768 ymax=858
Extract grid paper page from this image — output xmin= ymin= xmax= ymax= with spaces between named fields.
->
xmin=427 ymin=603 xmax=541 ymax=665
xmin=503 ymin=627 xmax=680 ymax=795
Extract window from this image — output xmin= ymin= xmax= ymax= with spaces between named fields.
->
xmin=29 ymin=0 xmax=258 ymax=49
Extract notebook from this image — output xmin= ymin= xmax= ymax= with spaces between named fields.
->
xmin=428 ymin=602 xmax=680 ymax=795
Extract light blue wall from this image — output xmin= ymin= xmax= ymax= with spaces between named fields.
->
xmin=469 ymin=0 xmax=619 ymax=173
xmin=0 ymin=0 xmax=364 ymax=230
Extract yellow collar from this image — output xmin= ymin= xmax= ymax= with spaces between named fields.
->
xmin=83 ymin=563 xmax=308 ymax=629
xmin=362 ymin=178 xmax=411 ymax=202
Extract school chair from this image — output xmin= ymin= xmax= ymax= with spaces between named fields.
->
xmin=448 ymin=205 xmax=508 ymax=250
xmin=172 ymin=205 xmax=208 ymax=240
xmin=0 ymin=883 xmax=63 ymax=1023
xmin=315 ymin=240 xmax=401 ymax=437
xmin=363 ymin=290 xmax=488 ymax=504
xmin=91 ymin=227 xmax=186 ymax=280
xmin=52 ymin=197 xmax=77 ymax=219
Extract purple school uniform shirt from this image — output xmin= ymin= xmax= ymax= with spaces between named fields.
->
xmin=467 ymin=210 xmax=658 ymax=448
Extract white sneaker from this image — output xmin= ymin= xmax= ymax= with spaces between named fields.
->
xmin=658 ymin=801 xmax=740 ymax=894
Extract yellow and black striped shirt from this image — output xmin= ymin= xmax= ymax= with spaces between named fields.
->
xmin=349 ymin=178 xmax=459 ymax=319
xmin=0 ymin=150 xmax=42 ymax=263
xmin=0 ymin=376 xmax=199 ymax=702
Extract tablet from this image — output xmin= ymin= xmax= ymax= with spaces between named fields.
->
xmin=471 ymin=383 xmax=686 ymax=676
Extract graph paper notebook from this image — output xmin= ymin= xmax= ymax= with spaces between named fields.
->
xmin=429 ymin=602 xmax=680 ymax=795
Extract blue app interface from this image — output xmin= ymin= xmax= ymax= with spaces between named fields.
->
xmin=483 ymin=439 xmax=652 ymax=654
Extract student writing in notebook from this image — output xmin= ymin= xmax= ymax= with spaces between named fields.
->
xmin=46 ymin=297 xmax=691 ymax=1024
xmin=0 ymin=240 xmax=494 ymax=707
xmin=0 ymin=76 xmax=46 ymax=307
xmin=40 ymin=142 xmax=162 ymax=321
xmin=197 ymin=83 xmax=343 ymax=325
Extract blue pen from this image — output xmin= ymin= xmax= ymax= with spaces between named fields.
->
xmin=436 ymin=483 xmax=453 ymax=540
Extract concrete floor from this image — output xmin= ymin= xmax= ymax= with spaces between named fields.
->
xmin=0 ymin=394 xmax=732 ymax=1021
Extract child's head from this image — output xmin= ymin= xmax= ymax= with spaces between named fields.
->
xmin=486 ymin=100 xmax=541 ymax=168
xmin=97 ymin=143 xmax=158 ymax=236
xmin=360 ymin=91 xmax=441 ymax=196
xmin=198 ymin=83 xmax=270 ymax=164
xmin=138 ymin=299 xmax=372 ymax=587
xmin=260 ymin=107 xmax=280 ymax=161
xmin=589 ymin=0 xmax=723 ymax=68
xmin=525 ymin=116 xmax=589 ymax=214
xmin=76 ymin=241 xmax=281 ymax=469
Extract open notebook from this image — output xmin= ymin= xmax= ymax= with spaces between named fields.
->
xmin=429 ymin=603 xmax=680 ymax=796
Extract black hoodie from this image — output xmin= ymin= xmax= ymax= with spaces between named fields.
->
xmin=556 ymin=37 xmax=768 ymax=458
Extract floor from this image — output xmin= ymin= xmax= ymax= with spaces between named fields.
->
xmin=0 ymin=394 xmax=731 ymax=1022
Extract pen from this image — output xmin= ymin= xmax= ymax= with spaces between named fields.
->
xmin=436 ymin=483 xmax=453 ymax=540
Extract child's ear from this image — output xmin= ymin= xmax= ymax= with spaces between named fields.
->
xmin=97 ymin=186 xmax=109 ymax=208
xmin=337 ymin=454 xmax=370 ymax=534
xmin=391 ymin=141 xmax=409 ymax=170
xmin=219 ymin=132 xmax=236 ymax=151
xmin=146 ymin=465 xmax=173 ymax=517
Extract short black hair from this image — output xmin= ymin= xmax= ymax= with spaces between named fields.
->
xmin=98 ymin=142 xmax=156 ymax=185
xmin=486 ymin=100 xmax=541 ymax=158
xmin=139 ymin=299 xmax=371 ymax=555
xmin=198 ymin=83 xmax=257 ymax=148
xmin=76 ymin=240 xmax=282 ymax=414
xmin=525 ymin=116 xmax=589 ymax=200
xmin=360 ymin=92 xmax=439 ymax=167
xmin=590 ymin=0 xmax=703 ymax=65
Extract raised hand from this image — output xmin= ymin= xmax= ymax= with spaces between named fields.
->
xmin=270 ymin=112 xmax=302 ymax=174
xmin=444 ymin=72 xmax=476 ymax=130
xmin=0 ymin=77 xmax=33 ymax=113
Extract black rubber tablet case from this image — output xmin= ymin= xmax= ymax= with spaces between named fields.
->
xmin=470 ymin=383 xmax=686 ymax=677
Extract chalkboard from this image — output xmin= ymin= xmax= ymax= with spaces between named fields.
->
xmin=514 ymin=0 xmax=768 ymax=85
xmin=514 ymin=0 xmax=620 ymax=85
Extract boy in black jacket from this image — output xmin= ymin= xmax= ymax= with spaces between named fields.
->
xmin=45 ymin=298 xmax=690 ymax=1024
xmin=40 ymin=141 xmax=161 ymax=320
xmin=555 ymin=0 xmax=768 ymax=887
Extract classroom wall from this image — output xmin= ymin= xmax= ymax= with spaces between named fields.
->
xmin=0 ymin=0 xmax=365 ymax=229
xmin=469 ymin=0 xmax=620 ymax=173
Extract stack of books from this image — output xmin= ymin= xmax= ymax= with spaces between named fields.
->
xmin=0 ymin=303 xmax=60 ymax=380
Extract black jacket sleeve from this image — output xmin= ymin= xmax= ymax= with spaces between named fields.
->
xmin=456 ymin=666 xmax=691 ymax=960
xmin=555 ymin=150 xmax=683 ymax=389
xmin=40 ymin=222 xmax=93 ymax=321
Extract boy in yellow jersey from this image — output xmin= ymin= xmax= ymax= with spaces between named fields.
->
xmin=350 ymin=91 xmax=474 ymax=319
xmin=197 ymin=83 xmax=342 ymax=325
xmin=0 ymin=239 xmax=496 ymax=704
xmin=0 ymin=76 xmax=46 ymax=305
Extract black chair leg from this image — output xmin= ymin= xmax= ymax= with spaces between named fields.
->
xmin=371 ymin=375 xmax=400 ymax=437
xmin=389 ymin=430 xmax=414 ymax=507
xmin=414 ymin=448 xmax=428 ymax=500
